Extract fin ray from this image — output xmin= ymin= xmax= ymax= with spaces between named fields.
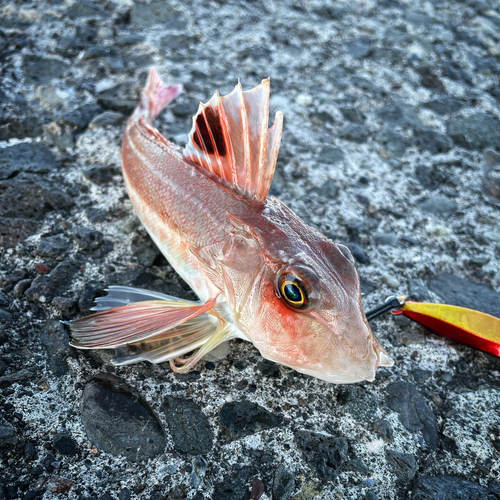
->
xmin=183 ymin=79 xmax=283 ymax=203
xmin=68 ymin=296 xmax=216 ymax=349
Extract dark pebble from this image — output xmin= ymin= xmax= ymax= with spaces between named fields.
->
xmin=163 ymin=396 xmax=213 ymax=455
xmin=251 ymin=478 xmax=265 ymax=500
xmin=78 ymin=281 xmax=106 ymax=312
xmin=0 ymin=416 xmax=18 ymax=449
xmin=53 ymin=432 xmax=78 ymax=456
xmin=257 ymin=359 xmax=280 ymax=377
xmin=25 ymin=261 xmax=77 ymax=303
xmin=344 ymin=242 xmax=370 ymax=264
xmin=81 ymin=373 xmax=166 ymax=461
xmin=413 ymin=475 xmax=498 ymax=499
xmin=273 ymin=465 xmax=295 ymax=500
xmin=0 ymin=143 xmax=59 ymax=180
xmin=0 ymin=308 xmax=12 ymax=323
xmin=220 ymin=400 xmax=281 ymax=441
xmin=339 ymin=123 xmax=369 ymax=143
xmin=83 ymin=164 xmax=118 ymax=185
xmin=36 ymin=235 xmax=70 ymax=258
xmin=374 ymin=420 xmax=393 ymax=442
xmin=294 ymin=430 xmax=349 ymax=480
xmin=418 ymin=195 xmax=456 ymax=214
xmin=386 ymin=449 xmax=417 ymax=482
xmin=386 ymin=382 xmax=438 ymax=449
xmin=213 ymin=468 xmax=250 ymax=500
xmin=69 ymin=227 xmax=104 ymax=250
xmin=447 ymin=113 xmax=500 ymax=150
xmin=346 ymin=37 xmax=373 ymax=58
xmin=374 ymin=233 xmax=398 ymax=246
xmin=317 ymin=146 xmax=345 ymax=164
xmin=413 ymin=129 xmax=453 ymax=154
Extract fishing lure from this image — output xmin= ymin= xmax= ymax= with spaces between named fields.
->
xmin=367 ymin=295 xmax=500 ymax=357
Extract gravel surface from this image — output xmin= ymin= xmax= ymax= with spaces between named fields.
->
xmin=1 ymin=0 xmax=500 ymax=499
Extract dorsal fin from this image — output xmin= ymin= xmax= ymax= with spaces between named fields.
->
xmin=183 ymin=79 xmax=283 ymax=203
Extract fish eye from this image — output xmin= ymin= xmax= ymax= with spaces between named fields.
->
xmin=279 ymin=274 xmax=309 ymax=309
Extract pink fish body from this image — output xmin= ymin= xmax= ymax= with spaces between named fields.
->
xmin=68 ymin=68 xmax=393 ymax=384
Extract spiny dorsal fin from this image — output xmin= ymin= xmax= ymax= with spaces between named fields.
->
xmin=183 ymin=79 xmax=283 ymax=203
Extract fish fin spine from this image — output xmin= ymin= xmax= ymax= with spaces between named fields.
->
xmin=143 ymin=67 xmax=182 ymax=121
xmin=183 ymin=78 xmax=283 ymax=203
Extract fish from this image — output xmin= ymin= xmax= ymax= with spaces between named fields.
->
xmin=67 ymin=68 xmax=394 ymax=384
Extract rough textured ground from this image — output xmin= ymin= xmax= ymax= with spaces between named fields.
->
xmin=1 ymin=0 xmax=500 ymax=499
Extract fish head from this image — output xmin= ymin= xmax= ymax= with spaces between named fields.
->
xmin=202 ymin=201 xmax=393 ymax=384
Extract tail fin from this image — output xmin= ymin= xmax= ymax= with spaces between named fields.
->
xmin=143 ymin=67 xmax=182 ymax=121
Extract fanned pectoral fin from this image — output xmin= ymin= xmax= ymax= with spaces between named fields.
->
xmin=68 ymin=296 xmax=217 ymax=349
xmin=112 ymin=314 xmax=230 ymax=367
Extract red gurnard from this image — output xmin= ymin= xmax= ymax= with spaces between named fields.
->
xmin=68 ymin=68 xmax=393 ymax=383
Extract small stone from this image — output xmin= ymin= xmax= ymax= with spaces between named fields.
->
xmin=423 ymin=98 xmax=464 ymax=116
xmin=317 ymin=146 xmax=344 ymax=164
xmin=213 ymin=468 xmax=250 ymax=500
xmin=47 ymin=476 xmax=76 ymax=493
xmin=81 ymin=373 xmax=166 ymax=461
xmin=163 ymin=396 xmax=213 ymax=455
xmin=292 ymin=483 xmax=324 ymax=500
xmin=97 ymin=26 xmax=113 ymax=39
xmin=386 ymin=382 xmax=438 ymax=449
xmin=83 ymin=164 xmax=117 ymax=185
xmin=428 ymin=225 xmax=452 ymax=237
xmin=413 ymin=129 xmax=453 ymax=154
xmin=78 ymin=280 xmax=105 ymax=312
xmin=0 ymin=308 xmax=12 ymax=323
xmin=415 ymin=66 xmax=445 ymax=92
xmin=418 ymin=195 xmax=456 ymax=214
xmin=89 ymin=111 xmax=125 ymax=128
xmin=202 ymin=341 xmax=230 ymax=362
xmin=69 ymin=226 xmax=104 ymax=250
xmin=0 ymin=416 xmax=18 ymax=449
xmin=51 ymin=297 xmax=77 ymax=318
xmin=25 ymin=261 xmax=78 ymax=303
xmin=295 ymin=431 xmax=349 ymax=480
xmin=257 ymin=359 xmax=281 ymax=377
xmin=381 ymin=274 xmax=400 ymax=289
xmin=36 ymin=86 xmax=69 ymax=106
xmin=251 ymin=478 xmax=265 ymax=500
xmin=13 ymin=279 xmax=32 ymax=297
xmin=365 ymin=492 xmax=379 ymax=500
xmin=386 ymin=449 xmax=417 ymax=482
xmin=346 ymin=37 xmax=373 ymax=58
xmin=191 ymin=455 xmax=207 ymax=489
xmin=447 ymin=113 xmax=500 ymax=150
xmin=376 ymin=126 xmax=407 ymax=158
xmin=374 ymin=420 xmax=393 ymax=442
xmin=220 ymin=400 xmax=280 ymax=441
xmin=35 ymin=263 xmax=51 ymax=275
xmin=374 ymin=233 xmax=398 ymax=246
xmin=344 ymin=242 xmax=370 ymax=264
xmin=273 ymin=465 xmax=295 ymax=500
xmin=340 ymin=123 xmax=369 ymax=143
xmin=0 ymin=143 xmax=59 ymax=179
xmin=295 ymin=94 xmax=312 ymax=106
xmin=36 ymin=235 xmax=70 ymax=258
xmin=53 ymin=433 xmax=78 ymax=456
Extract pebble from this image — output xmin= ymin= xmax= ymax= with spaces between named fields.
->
xmin=446 ymin=113 xmax=500 ymax=150
xmin=418 ymin=195 xmax=456 ymax=214
xmin=36 ymin=86 xmax=69 ymax=106
xmin=344 ymin=242 xmax=370 ymax=264
xmin=220 ymin=400 xmax=280 ymax=441
xmin=0 ymin=416 xmax=18 ymax=449
xmin=374 ymin=420 xmax=394 ymax=442
xmin=163 ymin=396 xmax=213 ymax=455
xmin=413 ymin=475 xmax=498 ymax=499
xmin=381 ymin=273 xmax=400 ymax=289
xmin=36 ymin=235 xmax=70 ymax=258
xmin=191 ymin=455 xmax=208 ymax=489
xmin=317 ymin=146 xmax=344 ymax=164
xmin=295 ymin=94 xmax=312 ymax=106
xmin=0 ymin=308 xmax=12 ymax=323
xmin=339 ymin=123 xmax=369 ymax=143
xmin=81 ymin=373 xmax=166 ymax=461
xmin=69 ymin=226 xmax=104 ymax=250
xmin=83 ymin=164 xmax=118 ymax=185
xmin=251 ymin=478 xmax=265 ymax=500
xmin=385 ymin=449 xmax=417 ymax=482
xmin=295 ymin=431 xmax=349 ymax=480
xmin=0 ymin=143 xmax=59 ymax=179
xmin=386 ymin=382 xmax=438 ymax=449
xmin=273 ymin=465 xmax=295 ymax=500
xmin=374 ymin=233 xmax=398 ymax=246
xmin=53 ymin=432 xmax=78 ymax=456
xmin=346 ymin=37 xmax=373 ymax=58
